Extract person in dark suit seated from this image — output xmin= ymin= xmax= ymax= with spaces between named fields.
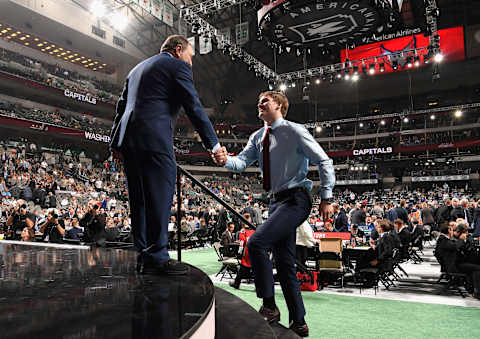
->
xmin=394 ymin=219 xmax=411 ymax=260
xmin=410 ymin=218 xmax=423 ymax=250
xmin=109 ymin=35 xmax=223 ymax=275
xmin=65 ymin=218 xmax=83 ymax=241
xmin=220 ymin=222 xmax=236 ymax=246
xmin=436 ymin=223 xmax=480 ymax=298
xmin=333 ymin=203 xmax=348 ymax=232
xmin=323 ymin=221 xmax=336 ymax=232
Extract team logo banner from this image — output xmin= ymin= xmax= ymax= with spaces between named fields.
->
xmin=258 ymin=0 xmax=381 ymax=49
xmin=341 ymin=26 xmax=465 ymax=73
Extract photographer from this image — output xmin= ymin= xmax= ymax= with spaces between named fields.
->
xmin=40 ymin=211 xmax=65 ymax=243
xmin=80 ymin=204 xmax=106 ymax=246
xmin=6 ymin=202 xmax=34 ymax=240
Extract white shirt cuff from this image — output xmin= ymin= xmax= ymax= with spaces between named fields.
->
xmin=211 ymin=143 xmax=221 ymax=154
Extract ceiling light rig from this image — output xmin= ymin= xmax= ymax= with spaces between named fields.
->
xmin=182 ymin=0 xmax=440 ymax=87
xmin=181 ymin=3 xmax=278 ymax=82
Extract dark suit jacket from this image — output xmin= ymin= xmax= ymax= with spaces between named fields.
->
xmin=435 ymin=205 xmax=452 ymax=225
xmin=385 ymin=209 xmax=398 ymax=223
xmin=334 ymin=210 xmax=348 ymax=232
xmin=110 ymin=52 xmax=218 ymax=153
xmin=220 ymin=230 xmax=234 ymax=246
xmin=435 ymin=234 xmax=465 ymax=273
xmin=394 ymin=207 xmax=409 ymax=225
xmin=397 ymin=227 xmax=411 ymax=259
xmin=473 ymin=207 xmax=480 ymax=237
xmin=421 ymin=207 xmax=435 ymax=225
xmin=350 ymin=209 xmax=366 ymax=225
xmin=450 ymin=206 xmax=471 ymax=223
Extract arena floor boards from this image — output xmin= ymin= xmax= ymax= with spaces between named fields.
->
xmin=171 ymin=247 xmax=480 ymax=339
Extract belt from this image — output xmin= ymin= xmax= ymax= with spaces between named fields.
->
xmin=269 ymin=187 xmax=307 ymax=201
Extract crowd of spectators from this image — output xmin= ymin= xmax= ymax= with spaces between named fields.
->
xmin=0 ymin=47 xmax=121 ymax=104
xmin=0 ymin=100 xmax=111 ymax=135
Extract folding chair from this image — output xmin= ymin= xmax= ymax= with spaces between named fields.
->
xmin=213 ymin=242 xmax=239 ymax=281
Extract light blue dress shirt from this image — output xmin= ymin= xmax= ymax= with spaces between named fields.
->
xmin=224 ymin=117 xmax=335 ymax=199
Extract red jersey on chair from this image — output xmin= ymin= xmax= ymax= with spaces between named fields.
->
xmin=238 ymin=229 xmax=255 ymax=267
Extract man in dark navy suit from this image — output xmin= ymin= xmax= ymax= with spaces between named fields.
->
xmin=110 ymin=35 xmax=224 ymax=275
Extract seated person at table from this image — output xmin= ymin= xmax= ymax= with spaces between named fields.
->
xmin=350 ymin=225 xmax=365 ymax=244
xmin=370 ymin=220 xmax=381 ymax=241
xmin=322 ymin=221 xmax=336 ymax=232
xmin=436 ymin=224 xmax=480 ymax=298
xmin=359 ymin=220 xmax=395 ymax=272
xmin=221 ymin=222 xmax=236 ymax=246
xmin=394 ymin=219 xmax=410 ymax=260
xmin=296 ymin=220 xmax=317 ymax=267
xmin=65 ymin=218 xmax=83 ymax=241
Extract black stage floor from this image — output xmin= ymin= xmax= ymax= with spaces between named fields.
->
xmin=0 ymin=242 xmax=214 ymax=339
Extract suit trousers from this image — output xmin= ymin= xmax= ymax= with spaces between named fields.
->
xmin=247 ymin=189 xmax=311 ymax=322
xmin=122 ymin=148 xmax=176 ymax=265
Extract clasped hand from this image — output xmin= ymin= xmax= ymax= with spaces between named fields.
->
xmin=212 ymin=146 xmax=228 ymax=166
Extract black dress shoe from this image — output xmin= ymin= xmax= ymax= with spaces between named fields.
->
xmin=142 ymin=259 xmax=189 ymax=275
xmin=229 ymin=281 xmax=240 ymax=289
xmin=258 ymin=306 xmax=280 ymax=323
xmin=289 ymin=323 xmax=309 ymax=337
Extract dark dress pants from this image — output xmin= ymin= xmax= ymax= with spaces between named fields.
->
xmin=247 ymin=189 xmax=312 ymax=322
xmin=122 ymin=148 xmax=176 ymax=265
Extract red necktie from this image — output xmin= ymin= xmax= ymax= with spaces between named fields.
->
xmin=262 ymin=127 xmax=271 ymax=191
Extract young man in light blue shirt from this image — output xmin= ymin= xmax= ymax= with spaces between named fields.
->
xmin=213 ymin=91 xmax=335 ymax=337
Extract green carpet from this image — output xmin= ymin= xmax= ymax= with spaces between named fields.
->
xmin=172 ymin=248 xmax=480 ymax=339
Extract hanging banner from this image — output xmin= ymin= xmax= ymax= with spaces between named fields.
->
xmin=199 ymin=36 xmax=212 ymax=55
xmin=163 ymin=1 xmax=174 ymax=27
xmin=340 ymin=26 xmax=465 ymax=74
xmin=235 ymin=22 xmax=249 ymax=45
xmin=151 ymin=0 xmax=163 ymax=21
xmin=217 ymin=27 xmax=232 ymax=44
xmin=187 ymin=36 xmax=195 ymax=55
xmin=178 ymin=18 xmax=188 ymax=37
xmin=137 ymin=0 xmax=152 ymax=13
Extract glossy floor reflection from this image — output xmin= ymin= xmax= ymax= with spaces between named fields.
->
xmin=0 ymin=242 xmax=214 ymax=339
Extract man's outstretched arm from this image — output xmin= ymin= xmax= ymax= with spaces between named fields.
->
xmin=222 ymin=135 xmax=258 ymax=172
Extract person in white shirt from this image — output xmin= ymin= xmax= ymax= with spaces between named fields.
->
xmin=296 ymin=220 xmax=317 ymax=267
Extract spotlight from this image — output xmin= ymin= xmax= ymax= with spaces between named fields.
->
xmin=336 ymin=125 xmax=340 ymax=130
xmin=352 ymin=74 xmax=359 ymax=82
xmin=379 ymin=63 xmax=385 ymax=72
xmin=315 ymin=126 xmax=322 ymax=133
xmin=111 ymin=12 xmax=129 ymax=30
xmin=406 ymin=56 xmax=413 ymax=68
xmin=291 ymin=82 xmax=296 ymax=88
xmin=279 ymin=83 xmax=287 ymax=91
xmin=414 ymin=56 xmax=420 ymax=67
xmin=336 ymin=71 xmax=342 ymax=79
xmin=359 ymin=122 xmax=364 ymax=128
xmin=345 ymin=74 xmax=350 ymax=80
xmin=430 ymin=114 xmax=435 ymax=120
xmin=454 ymin=110 xmax=463 ymax=117
xmin=363 ymin=166 xmax=368 ymax=171
xmin=380 ymin=120 xmax=386 ymax=125
xmin=403 ymin=117 xmax=409 ymax=123
xmin=434 ymin=52 xmax=444 ymax=63
xmin=392 ymin=60 xmax=399 ymax=70
xmin=91 ymin=1 xmax=106 ymax=18
xmin=315 ymin=78 xmax=321 ymax=85
xmin=369 ymin=64 xmax=375 ymax=75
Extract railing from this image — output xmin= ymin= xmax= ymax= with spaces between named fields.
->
xmin=175 ymin=165 xmax=256 ymax=261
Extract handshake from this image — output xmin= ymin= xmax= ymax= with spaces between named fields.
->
xmin=211 ymin=146 xmax=228 ymax=166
